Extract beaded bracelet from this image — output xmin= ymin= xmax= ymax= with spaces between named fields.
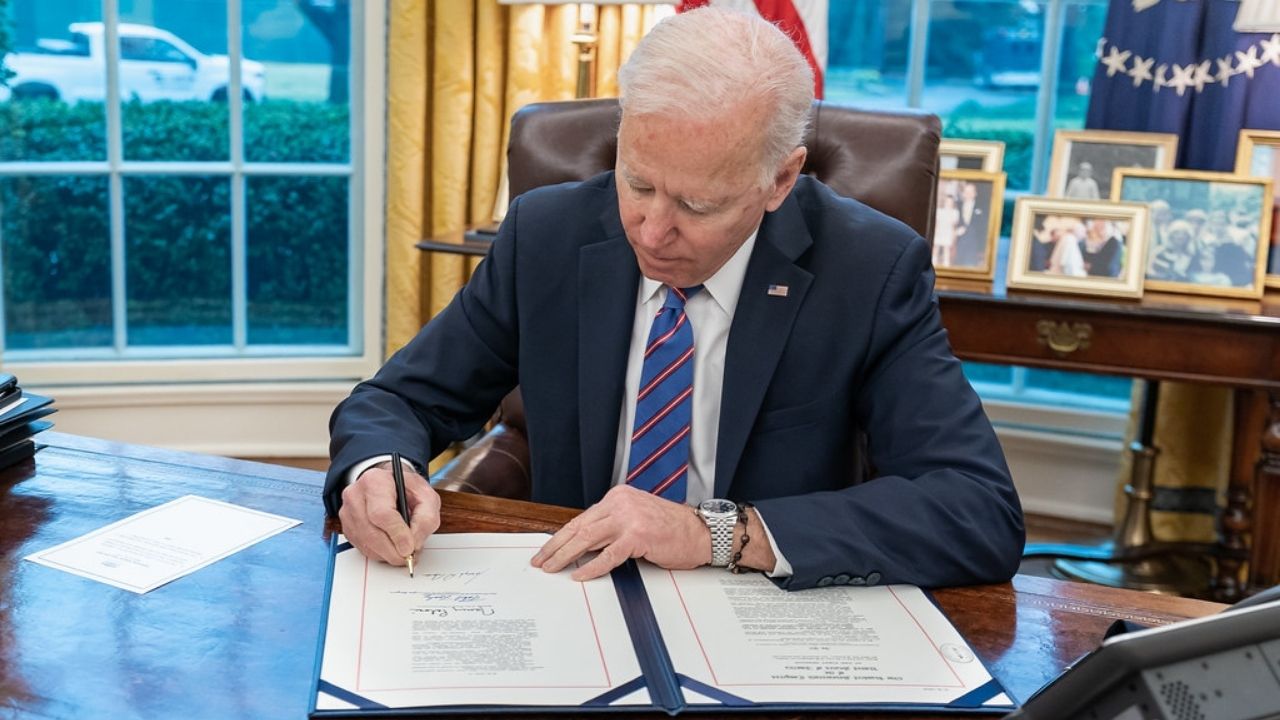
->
xmin=728 ymin=502 xmax=757 ymax=574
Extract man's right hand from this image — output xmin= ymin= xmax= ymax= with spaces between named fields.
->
xmin=338 ymin=462 xmax=440 ymax=565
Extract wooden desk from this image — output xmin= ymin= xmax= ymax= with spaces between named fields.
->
xmin=937 ymin=280 xmax=1280 ymax=602
xmin=1 ymin=434 xmax=1223 ymax=718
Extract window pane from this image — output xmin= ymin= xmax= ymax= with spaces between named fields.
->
xmin=1 ymin=176 xmax=112 ymax=349
xmin=243 ymin=1 xmax=349 ymax=162
xmin=120 ymin=0 xmax=231 ymax=161
xmin=963 ymin=362 xmax=1014 ymax=386
xmin=825 ymin=0 xmax=912 ymax=110
xmin=124 ymin=176 xmax=231 ymax=346
xmin=929 ymin=0 xmax=1043 ymax=191
xmin=0 ymin=1 xmax=106 ymax=161
xmin=1024 ymin=368 xmax=1133 ymax=400
xmin=247 ymin=176 xmax=348 ymax=344
xmin=1053 ymin=3 xmax=1109 ymax=135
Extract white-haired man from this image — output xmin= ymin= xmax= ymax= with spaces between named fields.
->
xmin=326 ymin=8 xmax=1024 ymax=591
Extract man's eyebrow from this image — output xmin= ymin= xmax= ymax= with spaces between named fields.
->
xmin=678 ymin=196 xmax=719 ymax=210
xmin=619 ymin=167 xmax=648 ymax=186
xmin=679 ymin=193 xmax=728 ymax=209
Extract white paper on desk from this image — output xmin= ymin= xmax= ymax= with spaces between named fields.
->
xmin=316 ymin=533 xmax=646 ymax=710
xmin=25 ymin=494 xmax=301 ymax=593
xmin=640 ymin=564 xmax=1003 ymax=707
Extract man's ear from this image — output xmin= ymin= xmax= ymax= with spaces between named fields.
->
xmin=765 ymin=146 xmax=807 ymax=212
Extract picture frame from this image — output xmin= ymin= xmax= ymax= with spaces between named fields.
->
xmin=939 ymin=139 xmax=1005 ymax=173
xmin=1234 ymin=129 xmax=1280 ymax=289
xmin=1006 ymin=197 xmax=1150 ymax=299
xmin=1114 ymin=168 xmax=1273 ymax=300
xmin=1048 ymin=130 xmax=1179 ymax=200
xmin=932 ymin=169 xmax=1006 ymax=280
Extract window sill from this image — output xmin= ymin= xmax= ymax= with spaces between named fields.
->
xmin=984 ymin=398 xmax=1126 ymax=524
xmin=37 ymin=381 xmax=354 ymax=457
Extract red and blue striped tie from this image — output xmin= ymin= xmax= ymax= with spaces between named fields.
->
xmin=626 ymin=285 xmax=700 ymax=502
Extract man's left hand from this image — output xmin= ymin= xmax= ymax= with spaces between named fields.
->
xmin=531 ymin=485 xmax=710 ymax=580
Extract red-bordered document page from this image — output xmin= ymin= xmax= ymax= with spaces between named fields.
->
xmin=639 ymin=564 xmax=1010 ymax=708
xmin=316 ymin=533 xmax=646 ymax=711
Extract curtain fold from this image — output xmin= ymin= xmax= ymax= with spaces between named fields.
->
xmin=1114 ymin=383 xmax=1232 ymax=543
xmin=385 ymin=0 xmax=431 ymax=357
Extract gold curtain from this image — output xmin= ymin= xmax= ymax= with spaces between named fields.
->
xmin=385 ymin=1 xmax=671 ymax=357
xmin=1116 ymin=383 xmax=1232 ymax=543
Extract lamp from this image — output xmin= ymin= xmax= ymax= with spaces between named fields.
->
xmin=571 ymin=4 xmax=598 ymax=98
xmin=497 ymin=2 xmax=677 ymax=99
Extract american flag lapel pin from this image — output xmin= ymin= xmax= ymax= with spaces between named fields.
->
xmin=767 ymin=284 xmax=789 ymax=297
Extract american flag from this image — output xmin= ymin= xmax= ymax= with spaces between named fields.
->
xmin=767 ymin=284 xmax=790 ymax=297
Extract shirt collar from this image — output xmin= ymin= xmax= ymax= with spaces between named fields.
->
xmin=639 ymin=227 xmax=759 ymax=315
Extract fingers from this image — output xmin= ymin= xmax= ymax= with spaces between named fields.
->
xmin=406 ymin=473 xmax=441 ymax=551
xmin=570 ymin=543 xmax=623 ymax=582
xmin=532 ymin=485 xmax=707 ymax=580
xmin=339 ymin=468 xmax=430 ymax=566
xmin=533 ymin=516 xmax=633 ymax=580
xmin=530 ymin=515 xmax=585 ymax=568
xmin=339 ymin=481 xmax=399 ymax=564
xmin=534 ymin=514 xmax=616 ymax=574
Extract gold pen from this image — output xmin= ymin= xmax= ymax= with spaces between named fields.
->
xmin=391 ymin=452 xmax=415 ymax=577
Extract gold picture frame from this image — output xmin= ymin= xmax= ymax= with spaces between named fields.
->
xmin=932 ymin=169 xmax=1006 ymax=280
xmin=1114 ymin=168 xmax=1273 ymax=300
xmin=939 ymin=139 xmax=1005 ymax=173
xmin=1048 ymin=129 xmax=1179 ymax=200
xmin=1007 ymin=198 xmax=1150 ymax=299
xmin=1234 ymin=129 xmax=1280 ymax=289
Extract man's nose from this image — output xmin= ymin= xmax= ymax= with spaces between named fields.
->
xmin=637 ymin=201 xmax=676 ymax=247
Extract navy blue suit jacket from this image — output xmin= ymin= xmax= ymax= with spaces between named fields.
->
xmin=327 ymin=172 xmax=1024 ymax=590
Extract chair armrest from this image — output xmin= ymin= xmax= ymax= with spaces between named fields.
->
xmin=429 ymin=423 xmax=532 ymax=500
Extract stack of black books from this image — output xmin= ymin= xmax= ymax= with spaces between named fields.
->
xmin=0 ymin=373 xmax=55 ymax=469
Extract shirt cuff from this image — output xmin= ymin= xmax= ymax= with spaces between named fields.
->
xmin=346 ymin=455 xmax=395 ymax=486
xmin=752 ymin=509 xmax=794 ymax=578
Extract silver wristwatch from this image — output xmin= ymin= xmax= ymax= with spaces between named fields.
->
xmin=697 ymin=498 xmax=739 ymax=567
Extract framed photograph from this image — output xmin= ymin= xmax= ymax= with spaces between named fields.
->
xmin=1115 ymin=169 xmax=1273 ymax=300
xmin=939 ymin=139 xmax=1005 ymax=173
xmin=1234 ymin=129 xmax=1280 ymax=289
xmin=1007 ymin=198 xmax=1150 ymax=299
xmin=932 ymin=169 xmax=1006 ymax=279
xmin=1048 ymin=130 xmax=1179 ymax=200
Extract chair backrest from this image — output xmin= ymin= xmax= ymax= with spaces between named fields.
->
xmin=507 ymin=97 xmax=941 ymax=241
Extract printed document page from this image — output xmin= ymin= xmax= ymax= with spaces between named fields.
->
xmin=25 ymin=495 xmax=300 ymax=593
xmin=316 ymin=533 xmax=645 ymax=711
xmin=639 ymin=564 xmax=1003 ymax=706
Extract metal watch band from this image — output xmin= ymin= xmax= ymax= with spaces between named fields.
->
xmin=708 ymin=514 xmax=735 ymax=567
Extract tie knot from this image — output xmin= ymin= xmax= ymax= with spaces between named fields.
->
xmin=664 ymin=285 xmax=701 ymax=310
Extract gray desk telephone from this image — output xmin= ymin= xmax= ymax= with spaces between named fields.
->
xmin=1008 ymin=590 xmax=1280 ymax=720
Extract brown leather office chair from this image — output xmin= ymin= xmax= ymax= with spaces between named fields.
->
xmin=432 ymin=98 xmax=942 ymax=498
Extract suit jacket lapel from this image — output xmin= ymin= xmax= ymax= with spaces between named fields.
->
xmin=714 ymin=194 xmax=814 ymax=497
xmin=579 ymin=200 xmax=639 ymax=505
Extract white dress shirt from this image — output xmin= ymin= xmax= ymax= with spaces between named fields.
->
xmin=610 ymin=229 xmax=792 ymax=577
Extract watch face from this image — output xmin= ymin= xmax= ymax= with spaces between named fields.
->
xmin=700 ymin=498 xmax=736 ymax=515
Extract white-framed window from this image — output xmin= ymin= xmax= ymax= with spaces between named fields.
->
xmin=828 ymin=0 xmax=1131 ymax=428
xmin=0 ymin=0 xmax=385 ymax=387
